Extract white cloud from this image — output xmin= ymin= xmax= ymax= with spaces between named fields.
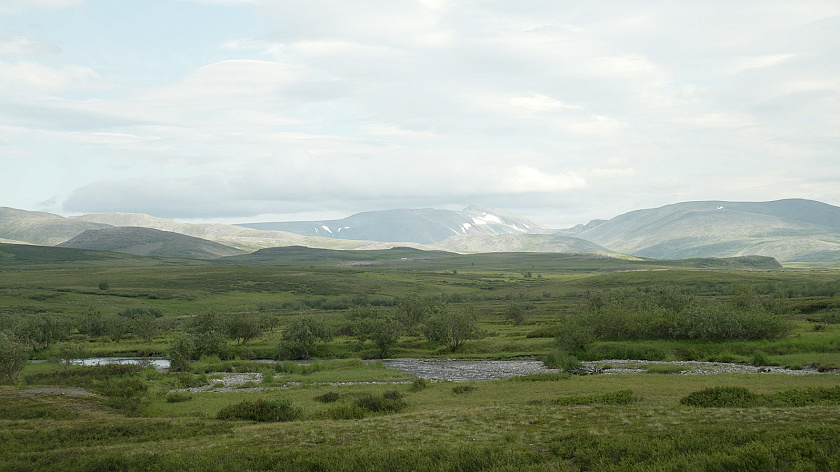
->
xmin=0 ymin=0 xmax=82 ymax=13
xmin=675 ymin=112 xmax=756 ymax=129
xmin=0 ymin=60 xmax=103 ymax=93
xmin=3 ymin=0 xmax=840 ymax=226
xmin=725 ymin=54 xmax=797 ymax=75
xmin=501 ymin=167 xmax=587 ymax=193
xmin=0 ymin=33 xmax=60 ymax=56
xmin=507 ymin=94 xmax=583 ymax=112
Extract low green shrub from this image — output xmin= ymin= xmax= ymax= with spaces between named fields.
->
xmin=0 ymin=403 xmax=79 ymax=420
xmin=325 ymin=403 xmax=368 ymax=420
xmin=217 ymin=398 xmax=302 ymax=422
xmin=314 ymin=391 xmax=340 ymax=403
xmin=165 ymin=392 xmax=193 ymax=403
xmin=452 ymin=385 xmax=477 ymax=394
xmin=751 ymin=350 xmax=769 ymax=366
xmin=555 ymin=389 xmax=636 ymax=406
xmin=355 ymin=391 xmax=406 ymax=413
xmin=410 ymin=377 xmax=429 ymax=391
xmin=680 ymin=386 xmax=760 ymax=407
xmin=542 ymin=350 xmax=581 ymax=371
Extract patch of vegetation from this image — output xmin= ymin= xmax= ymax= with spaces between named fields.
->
xmin=542 ymin=350 xmax=581 ymax=371
xmin=165 ymin=392 xmax=192 ymax=403
xmin=681 ymin=386 xmax=840 ymax=408
xmin=313 ymin=391 xmax=340 ymax=403
xmin=410 ymin=376 xmax=430 ymax=391
xmin=452 ymin=384 xmax=477 ymax=394
xmin=555 ymin=389 xmax=637 ymax=406
xmin=354 ymin=390 xmax=407 ymax=413
xmin=216 ymin=397 xmax=302 ymax=422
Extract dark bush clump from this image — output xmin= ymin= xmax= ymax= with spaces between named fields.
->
xmin=452 ymin=385 xmax=477 ymax=394
xmin=314 ymin=391 xmax=340 ymax=403
xmin=217 ymin=398 xmax=302 ymax=422
xmin=555 ymin=389 xmax=636 ymax=406
xmin=680 ymin=386 xmax=760 ymax=407
xmin=355 ymin=391 xmax=406 ymax=413
xmin=165 ymin=392 xmax=193 ymax=403
xmin=410 ymin=377 xmax=429 ymax=391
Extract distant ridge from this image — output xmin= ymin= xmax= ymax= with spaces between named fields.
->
xmin=430 ymin=233 xmax=611 ymax=254
xmin=238 ymin=206 xmax=549 ymax=244
xmin=58 ymin=227 xmax=246 ymax=259
xmin=562 ymin=199 xmax=840 ymax=262
xmin=3 ymin=199 xmax=840 ymax=263
xmin=0 ymin=207 xmax=110 ymax=245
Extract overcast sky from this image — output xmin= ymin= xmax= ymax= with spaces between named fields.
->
xmin=1 ymin=0 xmax=838 ymax=228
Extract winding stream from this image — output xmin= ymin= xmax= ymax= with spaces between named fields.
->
xmin=67 ymin=357 xmax=831 ymax=381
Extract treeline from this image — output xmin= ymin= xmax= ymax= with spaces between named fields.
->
xmin=167 ymin=295 xmax=485 ymax=371
xmin=541 ymin=287 xmax=794 ymax=364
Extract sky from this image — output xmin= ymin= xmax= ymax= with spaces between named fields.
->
xmin=1 ymin=0 xmax=838 ymax=228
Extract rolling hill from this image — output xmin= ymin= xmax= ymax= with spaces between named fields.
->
xmin=58 ymin=227 xmax=247 ymax=259
xmin=70 ymin=212 xmax=396 ymax=252
xmin=4 ymin=199 xmax=840 ymax=263
xmin=0 ymin=207 xmax=111 ymax=245
xmin=430 ymin=233 xmax=611 ymax=254
xmin=562 ymin=199 xmax=840 ymax=262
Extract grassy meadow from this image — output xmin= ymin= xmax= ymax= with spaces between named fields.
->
xmin=1 ymin=244 xmax=840 ymax=470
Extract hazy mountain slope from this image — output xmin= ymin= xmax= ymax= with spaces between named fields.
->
xmin=567 ymin=199 xmax=840 ymax=262
xmin=430 ymin=233 xmax=611 ymax=254
xmin=71 ymin=212 xmax=395 ymax=252
xmin=58 ymin=227 xmax=247 ymax=259
xmin=0 ymin=207 xmax=111 ymax=245
xmin=238 ymin=206 xmax=549 ymax=244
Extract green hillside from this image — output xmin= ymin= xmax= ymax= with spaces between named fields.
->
xmin=569 ymin=199 xmax=840 ymax=262
xmin=58 ymin=227 xmax=246 ymax=260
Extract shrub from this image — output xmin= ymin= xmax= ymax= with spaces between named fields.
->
xmin=0 ymin=331 xmax=30 ymax=383
xmin=680 ymin=386 xmax=760 ymax=407
xmin=452 ymin=385 xmax=477 ymax=394
xmin=410 ymin=377 xmax=429 ymax=391
xmin=325 ymin=403 xmax=368 ymax=420
xmin=542 ymin=350 xmax=582 ymax=371
xmin=751 ymin=350 xmax=769 ymax=366
xmin=555 ymin=389 xmax=636 ymax=406
xmin=165 ymin=392 xmax=193 ymax=403
xmin=355 ymin=391 xmax=406 ymax=413
xmin=314 ymin=391 xmax=341 ymax=403
xmin=217 ymin=398 xmax=302 ymax=422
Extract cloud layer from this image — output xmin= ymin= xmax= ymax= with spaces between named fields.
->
xmin=1 ymin=0 xmax=839 ymax=226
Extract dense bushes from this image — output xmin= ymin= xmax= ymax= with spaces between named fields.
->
xmin=217 ymin=398 xmax=302 ymax=422
xmin=558 ymin=288 xmax=792 ymax=349
xmin=681 ymin=386 xmax=840 ymax=408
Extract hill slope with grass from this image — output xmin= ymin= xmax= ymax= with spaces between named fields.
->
xmin=430 ymin=233 xmax=611 ymax=254
xmin=0 ymin=207 xmax=111 ymax=245
xmin=58 ymin=227 xmax=248 ymax=259
xmin=563 ymin=199 xmax=840 ymax=262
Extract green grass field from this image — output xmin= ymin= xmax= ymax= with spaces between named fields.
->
xmin=2 ymin=243 xmax=840 ymax=470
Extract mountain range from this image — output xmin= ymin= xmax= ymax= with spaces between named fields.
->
xmin=2 ymin=198 xmax=840 ymax=264
xmin=238 ymin=206 xmax=549 ymax=244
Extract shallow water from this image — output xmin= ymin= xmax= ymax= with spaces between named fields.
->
xmin=71 ymin=357 xmax=171 ymax=369
xmin=66 ymin=357 xmax=831 ymax=381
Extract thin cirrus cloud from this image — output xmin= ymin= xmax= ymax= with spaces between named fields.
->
xmin=1 ymin=0 xmax=839 ymax=227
